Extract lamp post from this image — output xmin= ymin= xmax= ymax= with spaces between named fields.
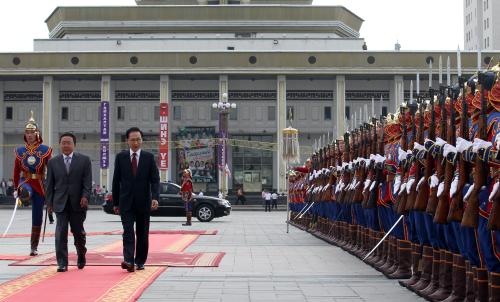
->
xmin=212 ymin=92 xmax=236 ymax=197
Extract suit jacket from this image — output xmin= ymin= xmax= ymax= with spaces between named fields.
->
xmin=45 ymin=152 xmax=92 ymax=213
xmin=112 ymin=150 xmax=160 ymax=212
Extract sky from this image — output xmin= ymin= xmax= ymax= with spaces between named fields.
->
xmin=0 ymin=0 xmax=464 ymax=52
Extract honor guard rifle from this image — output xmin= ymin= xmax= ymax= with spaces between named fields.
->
xmin=448 ymin=76 xmax=470 ymax=222
xmin=396 ymin=104 xmax=409 ymax=215
xmin=426 ymin=86 xmax=448 ymax=215
xmin=405 ymin=97 xmax=421 ymax=212
xmin=435 ymin=86 xmax=459 ymax=223
xmin=462 ymin=71 xmax=492 ymax=228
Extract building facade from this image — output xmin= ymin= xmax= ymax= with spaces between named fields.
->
xmin=464 ymin=0 xmax=500 ymax=50
xmin=1 ymin=0 xmax=496 ymax=194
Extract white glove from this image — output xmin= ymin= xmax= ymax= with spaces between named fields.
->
xmin=437 ymin=182 xmax=445 ymax=198
xmin=406 ymin=178 xmax=415 ymax=194
xmin=393 ymin=175 xmax=401 ymax=194
xmin=399 ymin=182 xmax=406 ymax=194
xmin=464 ymin=184 xmax=475 ymax=201
xmin=370 ymin=180 xmax=377 ymax=191
xmin=417 ymin=177 xmax=425 ymax=192
xmin=430 ymin=174 xmax=439 ymax=188
xmin=490 ymin=181 xmax=499 ymax=201
xmin=364 ymin=179 xmax=372 ymax=191
xmin=13 ymin=190 xmax=18 ymax=199
xmin=450 ymin=174 xmax=459 ymax=198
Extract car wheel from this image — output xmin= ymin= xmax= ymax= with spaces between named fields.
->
xmin=196 ymin=204 xmax=214 ymax=222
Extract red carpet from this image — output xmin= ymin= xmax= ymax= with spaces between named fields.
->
xmin=0 ymin=233 xmax=224 ymax=302
xmin=0 ymin=255 xmax=32 ymax=261
xmin=0 ymin=266 xmax=165 ymax=302
xmin=1 ymin=229 xmax=217 ymax=239
xmin=10 ymin=251 xmax=225 ymax=267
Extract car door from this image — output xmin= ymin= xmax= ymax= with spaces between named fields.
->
xmin=156 ymin=183 xmax=182 ymax=216
xmin=166 ymin=183 xmax=186 ymax=216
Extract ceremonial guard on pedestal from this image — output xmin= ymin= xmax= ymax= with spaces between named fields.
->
xmin=12 ymin=111 xmax=52 ymax=256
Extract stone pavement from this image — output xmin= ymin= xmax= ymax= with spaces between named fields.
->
xmin=0 ymin=208 xmax=423 ymax=302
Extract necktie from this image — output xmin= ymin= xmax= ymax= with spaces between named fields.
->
xmin=132 ymin=153 xmax=138 ymax=176
xmin=65 ymin=157 xmax=71 ymax=174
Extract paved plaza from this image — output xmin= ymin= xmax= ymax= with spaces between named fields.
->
xmin=0 ymin=209 xmax=423 ymax=302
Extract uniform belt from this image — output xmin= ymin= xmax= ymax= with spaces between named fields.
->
xmin=23 ymin=172 xmax=42 ymax=180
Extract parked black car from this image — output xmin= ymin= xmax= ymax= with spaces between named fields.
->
xmin=102 ymin=181 xmax=231 ymax=222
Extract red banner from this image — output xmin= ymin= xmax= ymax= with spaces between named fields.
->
xmin=159 ymin=103 xmax=168 ymax=170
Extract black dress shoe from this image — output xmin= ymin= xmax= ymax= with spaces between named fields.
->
xmin=136 ymin=264 xmax=145 ymax=270
xmin=57 ymin=266 xmax=68 ymax=272
xmin=121 ymin=261 xmax=135 ymax=272
xmin=77 ymin=254 xmax=86 ymax=269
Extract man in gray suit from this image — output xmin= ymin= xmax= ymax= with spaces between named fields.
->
xmin=46 ymin=132 xmax=92 ymax=272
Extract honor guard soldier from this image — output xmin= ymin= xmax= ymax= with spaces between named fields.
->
xmin=13 ymin=111 xmax=52 ymax=256
xmin=181 ymin=169 xmax=194 ymax=226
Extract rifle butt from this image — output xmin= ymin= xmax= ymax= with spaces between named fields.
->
xmin=487 ymin=192 xmax=500 ymax=230
xmin=434 ymin=193 xmax=450 ymax=224
xmin=426 ymin=188 xmax=439 ymax=215
xmin=404 ymin=190 xmax=417 ymax=212
xmin=461 ymin=195 xmax=479 ymax=228
xmin=447 ymin=193 xmax=464 ymax=222
xmin=396 ymin=191 xmax=408 ymax=215
xmin=414 ymin=182 xmax=430 ymax=211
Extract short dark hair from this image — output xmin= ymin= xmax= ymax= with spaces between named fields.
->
xmin=126 ymin=127 xmax=143 ymax=139
xmin=59 ymin=132 xmax=76 ymax=145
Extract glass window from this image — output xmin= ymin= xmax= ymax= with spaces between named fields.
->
xmin=382 ymin=106 xmax=388 ymax=117
xmin=345 ymin=106 xmax=350 ymax=119
xmin=6 ymin=107 xmax=13 ymax=120
xmin=174 ymin=106 xmax=182 ymax=120
xmin=210 ymin=108 xmax=218 ymax=120
xmin=154 ymin=106 xmax=160 ymax=121
xmin=117 ymin=106 xmax=125 ymax=121
xmin=61 ymin=107 xmax=69 ymax=121
xmin=324 ymin=106 xmax=332 ymax=120
xmin=268 ymin=106 xmax=276 ymax=121
xmin=230 ymin=107 xmax=238 ymax=120
xmin=286 ymin=106 xmax=294 ymax=120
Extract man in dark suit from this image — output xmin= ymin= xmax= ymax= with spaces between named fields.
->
xmin=46 ymin=132 xmax=92 ymax=272
xmin=112 ymin=127 xmax=159 ymax=272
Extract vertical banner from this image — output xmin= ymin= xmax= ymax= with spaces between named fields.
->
xmin=159 ymin=103 xmax=169 ymax=170
xmin=100 ymin=101 xmax=109 ymax=169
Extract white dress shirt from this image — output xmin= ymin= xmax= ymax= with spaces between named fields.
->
xmin=129 ymin=149 xmax=142 ymax=166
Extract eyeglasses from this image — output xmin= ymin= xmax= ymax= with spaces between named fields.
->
xmin=128 ymin=138 xmax=142 ymax=142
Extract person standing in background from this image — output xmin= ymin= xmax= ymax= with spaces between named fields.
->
xmin=271 ymin=191 xmax=278 ymax=210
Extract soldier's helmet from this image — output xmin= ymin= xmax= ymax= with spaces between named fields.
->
xmin=24 ymin=111 xmax=43 ymax=144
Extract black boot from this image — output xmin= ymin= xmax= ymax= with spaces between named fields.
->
xmin=183 ymin=211 xmax=192 ymax=226
xmin=30 ymin=226 xmax=41 ymax=256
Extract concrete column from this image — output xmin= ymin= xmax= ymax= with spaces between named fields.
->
xmin=159 ymin=75 xmax=172 ymax=182
xmin=0 ymin=82 xmax=4 ymax=180
xmin=393 ymin=75 xmax=404 ymax=111
xmin=336 ymin=75 xmax=346 ymax=136
xmin=42 ymin=76 xmax=59 ymax=151
xmin=276 ymin=75 xmax=286 ymax=193
xmin=218 ymin=75 xmax=229 ymax=195
xmin=100 ymin=76 xmax=115 ymax=190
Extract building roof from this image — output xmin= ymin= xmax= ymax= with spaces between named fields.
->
xmin=45 ymin=5 xmax=364 ymax=39
xmin=136 ymin=0 xmax=314 ymax=4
